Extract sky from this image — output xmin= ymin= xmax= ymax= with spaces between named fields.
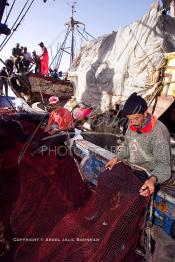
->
xmin=0 ymin=0 xmax=159 ymax=71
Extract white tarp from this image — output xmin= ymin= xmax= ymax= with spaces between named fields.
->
xmin=69 ymin=1 xmax=175 ymax=112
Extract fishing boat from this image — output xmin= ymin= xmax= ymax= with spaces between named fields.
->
xmin=0 ymin=1 xmax=175 ymax=261
xmin=3 ymin=2 xmax=95 ymax=109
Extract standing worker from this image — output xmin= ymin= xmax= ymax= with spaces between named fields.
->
xmin=38 ymin=42 xmax=49 ymax=76
xmin=32 ymin=50 xmax=41 ymax=74
xmin=0 ymin=67 xmax=8 ymax=96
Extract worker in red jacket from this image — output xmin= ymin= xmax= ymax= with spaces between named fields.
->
xmin=38 ymin=42 xmax=49 ymax=76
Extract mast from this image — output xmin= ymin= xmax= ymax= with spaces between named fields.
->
xmin=64 ymin=1 xmax=85 ymax=67
xmin=49 ymin=1 xmax=94 ymax=71
xmin=70 ymin=5 xmax=75 ymax=65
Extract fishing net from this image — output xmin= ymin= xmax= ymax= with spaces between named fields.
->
xmin=11 ymin=145 xmax=90 ymax=261
xmin=0 ymin=117 xmax=90 ymax=261
xmin=37 ymin=163 xmax=150 ymax=262
xmin=0 ymin=118 xmax=23 ymax=259
xmin=0 ymin=116 xmax=150 ymax=261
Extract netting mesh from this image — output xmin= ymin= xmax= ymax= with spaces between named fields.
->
xmin=0 ymin=116 xmax=150 ymax=261
xmin=37 ymin=163 xmax=150 ymax=262
xmin=11 ymin=145 xmax=90 ymax=261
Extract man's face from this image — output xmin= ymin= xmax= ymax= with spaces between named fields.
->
xmin=127 ymin=113 xmax=146 ymax=128
xmin=50 ymin=102 xmax=60 ymax=111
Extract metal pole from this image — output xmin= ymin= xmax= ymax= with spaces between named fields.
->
xmin=70 ymin=4 xmax=75 ymax=66
xmin=71 ymin=17 xmax=75 ymax=66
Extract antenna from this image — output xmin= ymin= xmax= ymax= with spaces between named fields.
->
xmin=70 ymin=2 xmax=76 ymax=64
xmin=65 ymin=0 xmax=84 ymax=65
xmin=49 ymin=1 xmax=95 ymax=71
xmin=71 ymin=1 xmax=77 ymax=17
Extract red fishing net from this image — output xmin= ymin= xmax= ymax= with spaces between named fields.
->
xmin=11 ymin=146 xmax=90 ymax=261
xmin=1 ymin=118 xmax=90 ymax=260
xmin=0 ymin=117 xmax=150 ymax=261
xmin=36 ymin=163 xmax=150 ymax=262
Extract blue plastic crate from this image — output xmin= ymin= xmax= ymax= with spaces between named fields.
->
xmin=153 ymin=191 xmax=175 ymax=238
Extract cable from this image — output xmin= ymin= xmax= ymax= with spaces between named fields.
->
xmin=4 ymin=0 xmax=16 ymax=24
xmin=84 ymin=28 xmax=96 ymax=40
xmin=79 ymin=24 xmax=85 ymax=45
xmin=128 ymin=25 xmax=156 ymax=71
xmin=3 ymin=0 xmax=35 ymax=50
xmin=0 ymin=0 xmax=35 ymax=51
xmin=49 ymin=46 xmax=54 ymax=66
xmin=18 ymin=113 xmax=47 ymax=164
xmin=76 ymin=26 xmax=88 ymax=42
xmin=49 ymin=27 xmax=71 ymax=68
xmin=0 ymin=0 xmax=30 ymax=50
xmin=47 ymin=28 xmax=66 ymax=49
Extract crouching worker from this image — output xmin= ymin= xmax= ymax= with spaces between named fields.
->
xmin=33 ymin=96 xmax=75 ymax=154
xmin=106 ymin=92 xmax=174 ymax=261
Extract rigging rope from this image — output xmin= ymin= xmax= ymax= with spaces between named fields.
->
xmin=4 ymin=0 xmax=16 ymax=25
xmin=0 ymin=0 xmax=30 ymax=50
xmin=49 ymin=27 xmax=71 ymax=68
xmin=47 ymin=28 xmax=67 ymax=49
xmin=79 ymin=25 xmax=86 ymax=46
xmin=18 ymin=113 xmax=47 ymax=164
xmin=49 ymin=46 xmax=54 ymax=66
xmin=76 ymin=26 xmax=88 ymax=42
xmin=128 ymin=25 xmax=156 ymax=72
xmin=0 ymin=0 xmax=35 ymax=51
xmin=84 ymin=28 xmax=96 ymax=40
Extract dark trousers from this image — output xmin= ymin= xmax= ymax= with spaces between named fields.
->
xmin=35 ymin=62 xmax=41 ymax=74
xmin=0 ymin=79 xmax=8 ymax=96
xmin=23 ymin=60 xmax=30 ymax=72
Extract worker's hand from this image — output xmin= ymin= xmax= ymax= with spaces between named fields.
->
xmin=44 ymin=126 xmax=51 ymax=133
xmin=105 ymin=158 xmax=119 ymax=170
xmin=48 ymin=129 xmax=59 ymax=135
xmin=139 ymin=176 xmax=157 ymax=197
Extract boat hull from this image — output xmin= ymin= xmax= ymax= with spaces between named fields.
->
xmin=28 ymin=73 xmax=73 ymax=99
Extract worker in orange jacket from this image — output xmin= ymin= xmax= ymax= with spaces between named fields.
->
xmin=38 ymin=42 xmax=49 ymax=76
